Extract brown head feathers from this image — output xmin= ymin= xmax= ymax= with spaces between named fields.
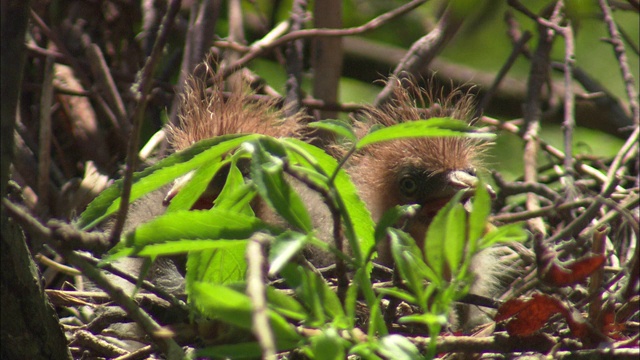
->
xmin=167 ymin=62 xmax=303 ymax=152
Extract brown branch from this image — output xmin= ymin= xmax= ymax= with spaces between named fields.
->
xmin=598 ymin=0 xmax=640 ymax=125
xmin=246 ymin=234 xmax=277 ymax=360
xmin=374 ymin=6 xmax=463 ymax=106
xmin=219 ymin=0 xmax=429 ymax=79
xmin=110 ymin=0 xmax=182 ymax=245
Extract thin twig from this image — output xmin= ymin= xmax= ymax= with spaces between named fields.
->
xmin=598 ymin=0 xmax=640 ymax=125
xmin=246 ymin=235 xmax=277 ymax=360
xmin=476 ymin=30 xmax=533 ymax=117
xmin=375 ymin=6 xmax=462 ymax=106
xmin=219 ymin=0 xmax=428 ymax=79
xmin=110 ymin=0 xmax=182 ymax=245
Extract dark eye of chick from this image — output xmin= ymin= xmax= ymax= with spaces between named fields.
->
xmin=399 ymin=175 xmax=419 ymax=198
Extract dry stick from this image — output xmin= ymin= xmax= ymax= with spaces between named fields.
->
xmin=560 ymin=23 xmax=577 ymax=198
xmin=511 ymin=0 xmax=566 ymax=236
xmin=598 ymin=0 xmax=640 ymax=125
xmin=481 ymin=117 xmax=625 ymax=192
xmin=219 ymin=0 xmax=428 ymax=80
xmin=246 ymin=235 xmax=277 ymax=360
xmin=85 ymin=43 xmax=129 ymax=134
xmin=491 ymin=198 xmax=592 ymax=223
xmin=37 ymin=54 xmax=54 ymax=215
xmin=602 ymin=125 xmax=639 ymax=194
xmin=375 ymin=6 xmax=463 ymax=106
xmin=588 ymin=226 xmax=608 ymax=329
xmin=224 ymin=0 xmax=245 ymax=91
xmin=1 ymin=200 xmax=184 ymax=359
xmin=476 ymin=30 xmax=533 ymax=118
xmin=110 ymin=0 xmax=182 ymax=245
xmin=284 ymin=0 xmax=307 ymax=115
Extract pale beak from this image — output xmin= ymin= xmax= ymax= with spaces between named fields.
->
xmin=446 ymin=170 xmax=496 ymax=199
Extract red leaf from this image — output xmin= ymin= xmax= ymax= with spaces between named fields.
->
xmin=543 ymin=255 xmax=605 ymax=287
xmin=496 ymin=294 xmax=566 ymax=336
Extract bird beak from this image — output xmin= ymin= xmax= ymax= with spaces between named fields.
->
xmin=446 ymin=170 xmax=496 ymax=200
xmin=420 ymin=170 xmax=495 ymax=215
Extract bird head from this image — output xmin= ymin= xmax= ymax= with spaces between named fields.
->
xmin=164 ymin=66 xmax=303 ymax=209
xmin=350 ymin=79 xmax=493 ymax=264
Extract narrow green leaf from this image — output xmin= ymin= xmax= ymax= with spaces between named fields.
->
xmin=190 ymin=282 xmax=300 ymax=341
xmin=250 ymin=139 xmax=313 ymax=232
xmin=375 ymin=287 xmax=417 ymax=304
xmin=444 ymin=202 xmax=466 ymax=276
xmin=282 ymin=138 xmax=375 ymax=261
xmin=115 ymin=208 xmax=276 ymax=250
xmin=374 ymin=205 xmax=420 ymax=243
xmin=166 ymin=158 xmax=227 ymax=212
xmin=389 ymin=228 xmax=438 ymax=299
xmin=77 ymin=134 xmax=257 ymax=230
xmin=480 ymin=222 xmax=528 ymax=248
xmin=468 ymin=182 xmax=491 ymax=252
xmin=308 ymin=119 xmax=357 ymax=142
xmin=424 ymin=193 xmax=464 ymax=280
xmin=187 ymin=241 xmax=248 ymax=286
xmin=109 ymin=239 xmax=248 ymax=259
xmin=310 ymin=328 xmax=346 ymax=360
xmin=266 ymin=286 xmax=308 ymax=321
xmin=355 ymin=118 xmax=494 ymax=149
xmin=268 ymin=231 xmax=310 ymax=276
xmin=378 ymin=335 xmax=422 ymax=360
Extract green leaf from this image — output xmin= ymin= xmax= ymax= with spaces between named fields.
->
xmin=378 ymin=335 xmax=422 ymax=360
xmin=308 ymin=119 xmax=357 ymax=142
xmin=250 ymin=138 xmax=313 ymax=232
xmin=480 ymin=222 xmax=528 ymax=248
xmin=266 ymin=286 xmax=308 ymax=321
xmin=468 ymin=182 xmax=491 ymax=251
xmin=186 ymin=241 xmax=248 ymax=286
xmin=77 ymin=134 xmax=257 ymax=230
xmin=398 ymin=313 xmax=447 ymax=327
xmin=309 ymin=328 xmax=346 ymax=360
xmin=375 ymin=287 xmax=417 ymax=304
xmin=268 ymin=231 xmax=310 ymax=276
xmin=190 ymin=282 xmax=300 ymax=341
xmin=214 ymin=159 xmax=256 ymax=215
xmin=355 ymin=118 xmax=494 ymax=149
xmin=281 ymin=264 xmax=345 ymax=326
xmin=389 ymin=228 xmax=439 ymax=300
xmin=109 ymin=239 xmax=248 ymax=258
xmin=444 ymin=202 xmax=466 ymax=276
xmin=374 ymin=205 xmax=420 ymax=243
xmin=114 ymin=208 xmax=276 ymax=251
xmin=423 ymin=193 xmax=464 ymax=280
xmin=165 ymin=158 xmax=227 ymax=212
xmin=282 ymin=138 xmax=375 ymax=262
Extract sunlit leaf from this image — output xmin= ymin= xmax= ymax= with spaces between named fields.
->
xmin=355 ymin=118 xmax=494 ymax=149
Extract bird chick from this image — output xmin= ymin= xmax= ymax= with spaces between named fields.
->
xmin=350 ymin=79 xmax=491 ymax=266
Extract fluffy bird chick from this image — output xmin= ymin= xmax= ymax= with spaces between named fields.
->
xmin=350 ymin=80 xmax=512 ymax=330
xmin=351 ymin=81 xmax=491 ymax=266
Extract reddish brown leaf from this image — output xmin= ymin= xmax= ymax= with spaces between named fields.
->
xmin=543 ymin=255 xmax=606 ymax=287
xmin=496 ymin=294 xmax=566 ymax=336
xmin=602 ymin=310 xmax=626 ymax=340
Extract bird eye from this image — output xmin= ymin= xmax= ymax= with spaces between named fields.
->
xmin=400 ymin=176 xmax=418 ymax=197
